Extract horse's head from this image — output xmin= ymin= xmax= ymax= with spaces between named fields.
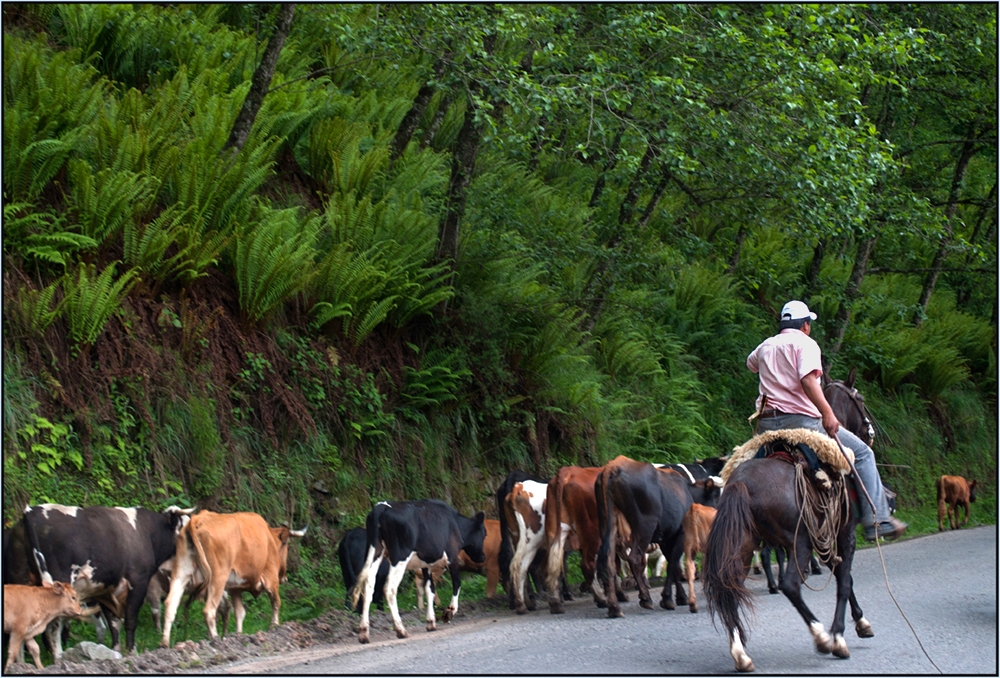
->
xmin=823 ymin=368 xmax=875 ymax=446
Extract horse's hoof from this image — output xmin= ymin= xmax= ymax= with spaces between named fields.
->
xmin=735 ymin=657 xmax=755 ymax=672
xmin=396 ymin=628 xmax=409 ymax=639
xmin=549 ymin=602 xmax=565 ymax=615
xmin=608 ymin=607 xmax=624 ymax=619
xmin=660 ymin=597 xmax=675 ymax=610
xmin=752 ymin=566 xmax=762 ymax=574
xmin=831 ymin=634 xmax=850 ymax=658
xmin=855 ymin=618 xmax=874 ymax=638
xmin=811 ymin=566 xmax=822 ymax=575
xmin=640 ymin=599 xmax=654 ymax=610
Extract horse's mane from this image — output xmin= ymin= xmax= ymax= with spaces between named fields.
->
xmin=722 ymin=428 xmax=853 ymax=484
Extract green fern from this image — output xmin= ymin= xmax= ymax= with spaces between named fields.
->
xmin=62 ymin=262 xmax=139 ymax=353
xmin=234 ymin=209 xmax=319 ymax=326
xmin=10 ymin=282 xmax=64 ymax=338
xmin=67 ymin=159 xmax=157 ymax=246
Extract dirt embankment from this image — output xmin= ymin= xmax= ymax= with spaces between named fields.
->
xmin=5 ymin=598 xmax=511 ymax=675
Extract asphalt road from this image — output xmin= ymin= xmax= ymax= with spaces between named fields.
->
xmin=222 ymin=525 xmax=996 ymax=675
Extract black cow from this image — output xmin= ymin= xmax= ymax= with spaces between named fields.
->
xmin=337 ymin=527 xmax=389 ymax=613
xmin=351 ymin=499 xmax=486 ymax=644
xmin=596 ymin=457 xmax=693 ymax=617
xmin=658 ymin=461 xmax=723 ymax=508
xmin=6 ymin=504 xmax=193 ymax=655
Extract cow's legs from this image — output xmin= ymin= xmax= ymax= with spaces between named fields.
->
xmin=384 ymin=558 xmax=411 ymax=639
xmin=422 ymin=568 xmax=437 ymax=631
xmin=960 ymin=501 xmax=971 ymax=527
xmin=232 ymin=594 xmax=247 ymax=634
xmin=357 ymin=551 xmax=384 ymax=644
xmin=24 ymin=637 xmax=42 ymax=670
xmin=546 ymin=526 xmax=570 ymax=614
xmin=161 ymin=550 xmax=199 ymax=647
xmin=685 ymin=548 xmax=699 ymax=613
xmin=628 ymin=539 xmax=654 ymax=610
xmin=660 ymin=536 xmax=686 ymax=610
xmin=203 ymin=577 xmax=228 ymax=639
xmin=442 ymin=560 xmax=462 ymax=623
xmin=5 ymin=632 xmax=25 ymax=670
xmin=510 ymin=537 xmax=535 ymax=614
xmin=44 ymin=618 xmax=63 ymax=660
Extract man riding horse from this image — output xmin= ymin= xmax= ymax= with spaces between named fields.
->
xmin=747 ymin=300 xmax=906 ymax=542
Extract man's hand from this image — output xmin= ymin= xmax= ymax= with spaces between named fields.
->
xmin=801 ymin=371 xmax=841 ymax=438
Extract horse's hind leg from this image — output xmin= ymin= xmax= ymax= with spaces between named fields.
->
xmin=827 ymin=548 xmax=857 ymax=658
xmin=848 ymin=590 xmax=874 ymax=638
xmin=779 ymin=542 xmax=834 ymax=655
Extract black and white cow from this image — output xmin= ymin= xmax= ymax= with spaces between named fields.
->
xmin=351 ymin=500 xmax=486 ymax=644
xmin=5 ymin=504 xmax=193 ymax=655
xmin=658 ymin=460 xmax=724 ymax=508
xmin=337 ymin=527 xmax=389 ymax=613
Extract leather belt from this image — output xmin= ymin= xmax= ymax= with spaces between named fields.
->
xmin=758 ymin=409 xmax=789 ymax=418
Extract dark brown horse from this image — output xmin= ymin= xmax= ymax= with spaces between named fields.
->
xmin=823 ymin=367 xmax=876 ymax=446
xmin=702 ymin=453 xmax=872 ymax=672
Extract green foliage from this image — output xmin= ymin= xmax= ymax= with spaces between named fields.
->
xmin=61 ymin=262 xmax=139 ymax=354
xmin=234 ymin=208 xmax=319 ymax=326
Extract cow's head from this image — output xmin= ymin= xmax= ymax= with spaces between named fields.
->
xmin=163 ymin=506 xmax=197 ymax=535
xmin=270 ymin=525 xmax=307 ymax=583
xmin=969 ymin=480 xmax=978 ymax=502
xmin=461 ymin=512 xmax=487 ymax=565
xmin=49 ymin=581 xmax=85 ymax=618
xmin=694 ymin=477 xmax=723 ymax=508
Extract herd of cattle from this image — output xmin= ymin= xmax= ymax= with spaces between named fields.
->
xmin=1 ymin=457 xmax=978 ymax=670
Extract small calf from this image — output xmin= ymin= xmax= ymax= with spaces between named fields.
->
xmin=682 ymin=503 xmax=717 ymax=613
xmin=937 ymin=475 xmax=977 ymax=531
xmin=4 ymin=582 xmax=84 ymax=670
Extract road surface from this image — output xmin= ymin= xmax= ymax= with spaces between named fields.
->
xmin=219 ymin=525 xmax=996 ymax=674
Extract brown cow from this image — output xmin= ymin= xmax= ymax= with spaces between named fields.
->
xmin=682 ymin=503 xmax=717 ymax=613
xmin=159 ymin=512 xmax=305 ymax=647
xmin=544 ymin=466 xmax=627 ymax=613
xmin=4 ymin=582 xmax=84 ymax=670
xmin=415 ymin=518 xmax=502 ymax=608
xmin=937 ymin=475 xmax=978 ymax=531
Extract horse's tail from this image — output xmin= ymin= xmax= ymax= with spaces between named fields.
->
xmin=544 ymin=476 xmax=565 ymax=593
xmin=702 ymin=480 xmax=756 ymax=644
xmin=595 ymin=465 xmax=619 ymax=589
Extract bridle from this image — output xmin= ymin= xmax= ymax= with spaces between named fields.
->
xmin=826 ymin=380 xmax=875 ymax=446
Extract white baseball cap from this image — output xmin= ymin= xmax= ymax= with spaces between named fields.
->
xmin=781 ymin=300 xmax=817 ymax=321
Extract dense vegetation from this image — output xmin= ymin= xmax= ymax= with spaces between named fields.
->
xmin=3 ymin=3 xmax=995 ymax=643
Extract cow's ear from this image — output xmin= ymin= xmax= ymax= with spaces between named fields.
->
xmin=704 ymin=478 xmax=714 ymax=489
xmin=474 ymin=511 xmax=485 ymax=525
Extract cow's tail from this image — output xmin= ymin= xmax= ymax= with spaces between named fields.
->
xmin=337 ymin=538 xmax=358 ymax=611
xmin=189 ymin=519 xmax=214 ymax=593
xmin=595 ymin=465 xmax=617 ymax=589
xmin=544 ymin=477 xmax=564 ymax=594
xmin=936 ymin=475 xmax=944 ymax=505
xmin=702 ymin=481 xmax=756 ymax=644
xmin=350 ymin=503 xmax=388 ymax=609
xmin=496 ymin=479 xmax=514 ymax=588
xmin=21 ymin=509 xmax=53 ymax=586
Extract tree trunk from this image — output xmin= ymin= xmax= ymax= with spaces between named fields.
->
xmin=420 ymin=95 xmax=452 ymax=149
xmin=581 ymin=142 xmax=656 ymax=333
xmin=588 ymin=121 xmax=628 ymax=208
xmin=224 ymin=4 xmax=296 ymax=153
xmin=956 ymin=180 xmax=997 ymax=308
xmin=805 ymin=238 xmax=826 ymax=295
xmin=914 ymin=133 xmax=978 ymax=325
xmin=726 ymin=226 xmax=748 ymax=275
xmin=830 ymin=236 xmax=877 ymax=355
xmin=390 ymin=57 xmax=448 ymax=164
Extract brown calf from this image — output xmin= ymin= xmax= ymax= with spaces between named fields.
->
xmin=682 ymin=503 xmax=717 ymax=613
xmin=4 ymin=582 xmax=84 ymax=670
xmin=937 ymin=475 xmax=978 ymax=531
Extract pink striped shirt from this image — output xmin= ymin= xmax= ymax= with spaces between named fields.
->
xmin=746 ymin=329 xmax=823 ymax=417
